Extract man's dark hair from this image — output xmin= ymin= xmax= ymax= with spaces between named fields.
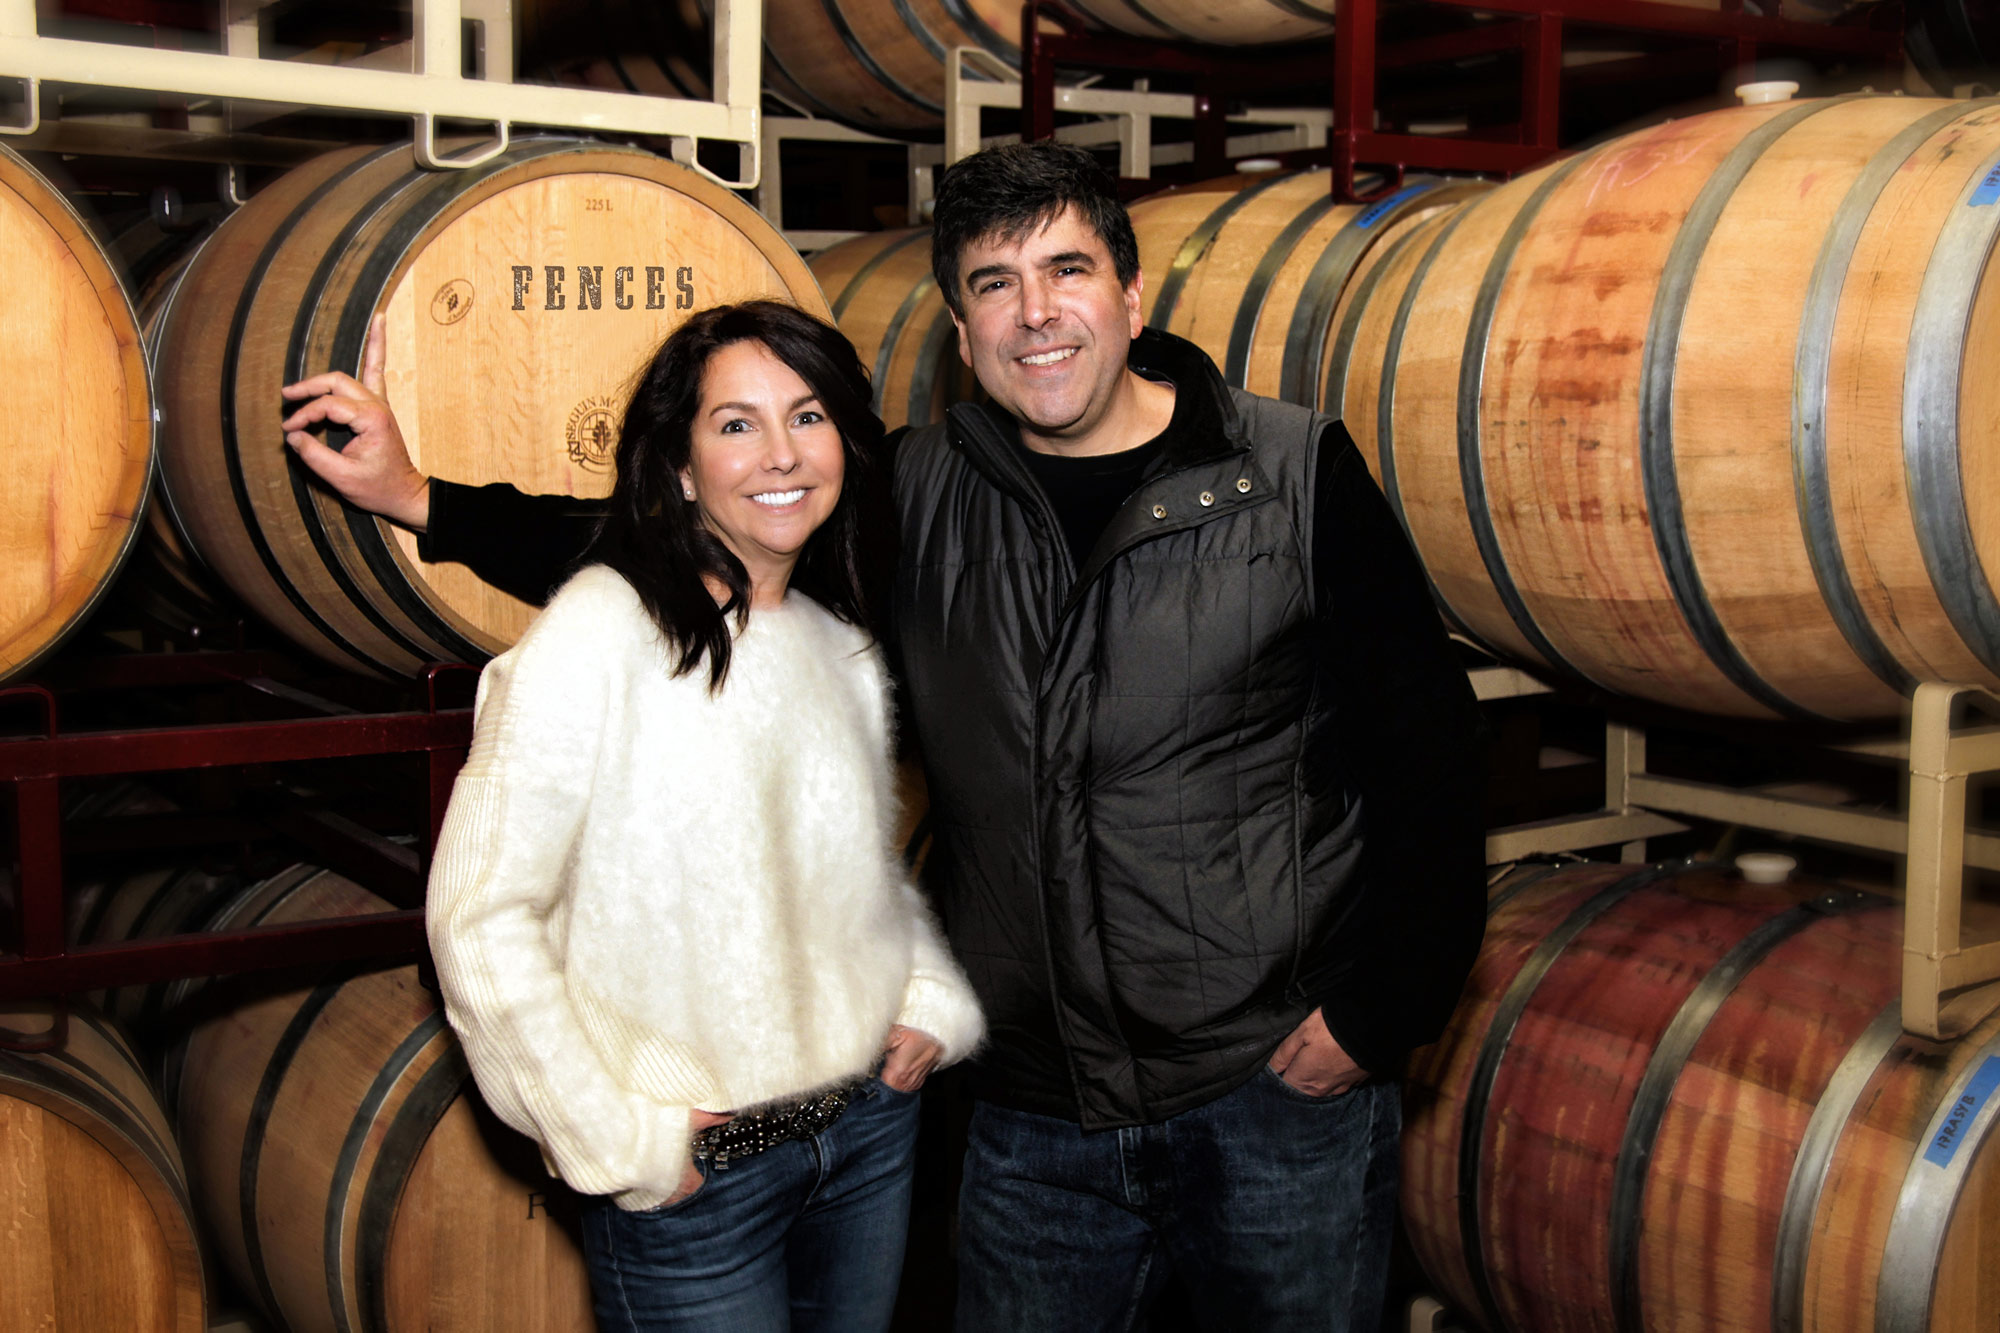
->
xmin=930 ymin=141 xmax=1140 ymax=319
xmin=587 ymin=299 xmax=890 ymax=691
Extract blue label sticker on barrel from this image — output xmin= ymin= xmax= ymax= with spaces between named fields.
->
xmin=1925 ymin=1055 xmax=2000 ymax=1168
xmin=1355 ymin=183 xmax=1433 ymax=229
xmin=1972 ymin=161 xmax=2000 ymax=208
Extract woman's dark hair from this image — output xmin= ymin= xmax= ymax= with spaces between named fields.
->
xmin=930 ymin=141 xmax=1141 ymax=319
xmin=587 ymin=300 xmax=890 ymax=691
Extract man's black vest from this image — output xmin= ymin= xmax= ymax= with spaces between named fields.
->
xmin=892 ymin=354 xmax=1366 ymax=1129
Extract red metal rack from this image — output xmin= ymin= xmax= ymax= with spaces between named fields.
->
xmin=1020 ymin=0 xmax=1906 ymax=199
xmin=0 ymin=660 xmax=473 ymax=1001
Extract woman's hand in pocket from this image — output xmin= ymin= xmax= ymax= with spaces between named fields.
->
xmin=880 ymin=1025 xmax=944 ymax=1092
xmin=668 ymin=1107 xmax=734 ymax=1205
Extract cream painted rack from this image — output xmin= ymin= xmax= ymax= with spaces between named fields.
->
xmin=1476 ymin=664 xmax=2000 ymax=1042
xmin=0 ymin=0 xmax=763 ymax=183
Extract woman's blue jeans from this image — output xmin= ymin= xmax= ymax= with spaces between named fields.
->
xmin=580 ymin=1078 xmax=920 ymax=1332
xmin=955 ymin=1070 xmax=1401 ymax=1332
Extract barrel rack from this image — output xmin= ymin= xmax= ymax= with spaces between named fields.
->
xmin=1016 ymin=0 xmax=1906 ymax=199
xmin=0 ymin=657 xmax=471 ymax=1003
xmin=0 ymin=0 xmax=766 ymax=182
xmin=1476 ymin=667 xmax=2000 ymax=1042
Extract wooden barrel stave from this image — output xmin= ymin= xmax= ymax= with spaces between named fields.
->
xmin=1481 ymin=870 xmax=1825 ymax=1330
xmin=0 ymin=145 xmax=154 ymax=683
xmin=1826 ymin=102 xmax=2000 ymax=693
xmin=1404 ymin=860 xmax=2000 ymax=1333
xmin=1656 ymin=97 xmax=1922 ymax=720
xmin=173 ymin=866 xmax=594 ymax=1333
xmin=1128 ymin=170 xmax=1484 ymax=404
xmin=809 ymin=227 xmax=980 ymax=431
xmin=156 ymin=144 xmax=389 ymax=676
xmin=1400 ymin=861 xmax=1640 ymax=1318
xmin=1355 ymin=168 xmax=1562 ymax=674
xmin=1338 ymin=97 xmax=2000 ymax=721
xmin=1637 ymin=913 xmax=1904 ymax=1328
xmin=0 ymin=1004 xmax=206 ymax=1333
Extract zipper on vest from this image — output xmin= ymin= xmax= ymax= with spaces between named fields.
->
xmin=946 ymin=404 xmax=1079 ymax=599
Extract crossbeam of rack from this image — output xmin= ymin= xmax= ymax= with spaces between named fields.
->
xmin=1482 ymin=680 xmax=2000 ymax=1042
xmin=0 ymin=675 xmax=471 ymax=999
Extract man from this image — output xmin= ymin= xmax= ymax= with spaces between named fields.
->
xmin=282 ymin=142 xmax=1486 ymax=1332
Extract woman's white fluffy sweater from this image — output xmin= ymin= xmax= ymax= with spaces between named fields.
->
xmin=427 ymin=565 xmax=983 ymax=1211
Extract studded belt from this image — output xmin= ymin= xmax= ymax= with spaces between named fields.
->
xmin=689 ymin=1079 xmax=866 ymax=1166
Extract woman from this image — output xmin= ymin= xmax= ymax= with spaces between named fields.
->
xmin=287 ymin=301 xmax=982 ymax=1330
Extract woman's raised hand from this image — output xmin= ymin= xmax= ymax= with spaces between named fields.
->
xmin=280 ymin=314 xmax=432 ymax=531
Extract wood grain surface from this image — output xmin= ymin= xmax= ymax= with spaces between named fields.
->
xmin=173 ymin=866 xmax=594 ymax=1333
xmin=0 ymin=1004 xmax=205 ymax=1333
xmin=809 ymin=227 xmax=979 ymax=430
xmin=0 ymin=147 xmax=152 ymax=684
xmin=1128 ymin=169 xmax=1483 ymax=407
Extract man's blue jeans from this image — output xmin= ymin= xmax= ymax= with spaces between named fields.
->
xmin=580 ymin=1078 xmax=920 ymax=1332
xmin=956 ymin=1070 xmax=1401 ymax=1332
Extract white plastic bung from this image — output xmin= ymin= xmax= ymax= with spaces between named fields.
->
xmin=1736 ymin=851 xmax=1799 ymax=884
xmin=1736 ymin=80 xmax=1801 ymax=105
xmin=1234 ymin=157 xmax=1284 ymax=173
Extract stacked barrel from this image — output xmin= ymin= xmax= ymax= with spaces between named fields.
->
xmin=1403 ymin=860 xmax=2000 ymax=1332
xmin=43 ymin=853 xmax=600 ymax=1333
xmin=1330 ymin=94 xmax=2000 ymax=723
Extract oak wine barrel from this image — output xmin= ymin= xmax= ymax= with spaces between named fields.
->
xmin=1404 ymin=859 xmax=2000 ymax=1333
xmin=522 ymin=0 xmax=1346 ymax=138
xmin=1128 ymin=170 xmax=1485 ymax=405
xmin=517 ymin=0 xmax=713 ymax=103
xmin=1334 ymin=95 xmax=2000 ymax=721
xmin=0 ymin=1004 xmax=206 ymax=1333
xmin=1066 ymin=0 xmax=1336 ymax=44
xmin=0 ymin=144 xmax=153 ymax=684
xmin=153 ymin=139 xmax=827 ymax=677
xmin=809 ymin=227 xmax=981 ymax=430
xmin=170 ymin=864 xmax=594 ymax=1333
